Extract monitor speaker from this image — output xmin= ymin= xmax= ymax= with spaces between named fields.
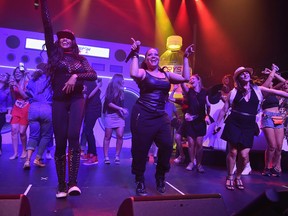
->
xmin=117 ymin=194 xmax=228 ymax=216
xmin=235 ymin=189 xmax=288 ymax=216
xmin=0 ymin=194 xmax=31 ymax=216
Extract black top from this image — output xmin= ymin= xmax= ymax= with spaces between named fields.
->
xmin=41 ymin=0 xmax=97 ymax=100
xmin=262 ymin=94 xmax=279 ymax=110
xmin=136 ymin=71 xmax=170 ymax=113
xmin=232 ymin=89 xmax=259 ymax=115
xmin=186 ymin=88 xmax=207 ymax=119
xmin=84 ymin=80 xmax=102 ymax=115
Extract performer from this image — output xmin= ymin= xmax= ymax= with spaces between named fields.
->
xmin=129 ymin=38 xmax=192 ymax=196
xmin=39 ymin=0 xmax=97 ymax=198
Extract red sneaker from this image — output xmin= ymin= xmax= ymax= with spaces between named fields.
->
xmin=83 ymin=155 xmax=98 ymax=165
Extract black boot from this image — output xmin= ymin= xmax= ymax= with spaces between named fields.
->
xmin=136 ymin=182 xmax=148 ymax=196
xmin=135 ymin=175 xmax=147 ymax=196
xmin=155 ymin=174 xmax=165 ymax=193
xmin=55 ymin=155 xmax=67 ymax=198
xmin=67 ymin=148 xmax=81 ymax=196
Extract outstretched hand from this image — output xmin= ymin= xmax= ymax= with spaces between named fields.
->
xmin=184 ymin=44 xmax=195 ymax=58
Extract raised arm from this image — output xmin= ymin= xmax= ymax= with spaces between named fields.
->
xmin=40 ymin=0 xmax=55 ymax=57
xmin=167 ymin=44 xmax=194 ymax=83
xmin=259 ymin=85 xmax=288 ymax=98
xmin=88 ymin=79 xmax=102 ymax=99
xmin=129 ymin=38 xmax=145 ymax=80
xmin=261 ymin=64 xmax=283 ymax=88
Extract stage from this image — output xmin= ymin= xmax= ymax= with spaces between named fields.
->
xmin=0 ymin=144 xmax=288 ymax=216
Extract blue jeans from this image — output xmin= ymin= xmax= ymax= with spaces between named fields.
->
xmin=27 ymin=102 xmax=53 ymax=158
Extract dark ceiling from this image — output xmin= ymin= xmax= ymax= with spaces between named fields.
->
xmin=1 ymin=0 xmax=288 ymax=86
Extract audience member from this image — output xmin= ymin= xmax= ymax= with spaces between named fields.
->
xmin=0 ymin=73 xmax=12 ymax=156
xmin=81 ymin=78 xmax=102 ymax=165
xmin=23 ymin=66 xmax=53 ymax=170
xmin=261 ymin=64 xmax=285 ymax=177
xmin=9 ymin=64 xmax=29 ymax=159
xmin=183 ymin=74 xmax=211 ymax=173
xmin=102 ymin=74 xmax=128 ymax=165
xmin=215 ymin=66 xmax=288 ymax=191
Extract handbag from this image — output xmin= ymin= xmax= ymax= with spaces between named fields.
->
xmin=271 ymin=116 xmax=284 ymax=125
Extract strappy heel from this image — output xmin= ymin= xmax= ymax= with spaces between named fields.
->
xmin=225 ymin=176 xmax=234 ymax=190
xmin=234 ymin=178 xmax=244 ymax=190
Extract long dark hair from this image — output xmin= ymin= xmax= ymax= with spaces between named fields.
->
xmin=44 ymin=39 xmax=80 ymax=81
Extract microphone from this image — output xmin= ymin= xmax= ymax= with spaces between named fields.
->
xmin=34 ymin=0 xmax=39 ymax=9
xmin=125 ymin=41 xmax=141 ymax=63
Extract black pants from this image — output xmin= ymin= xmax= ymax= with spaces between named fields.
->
xmin=80 ymin=110 xmax=100 ymax=155
xmin=52 ymin=97 xmax=85 ymax=158
xmin=130 ymin=103 xmax=173 ymax=181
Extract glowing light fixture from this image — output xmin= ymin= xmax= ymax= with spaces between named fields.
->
xmin=25 ymin=38 xmax=110 ymax=58
xmin=155 ymin=0 xmax=175 ymax=52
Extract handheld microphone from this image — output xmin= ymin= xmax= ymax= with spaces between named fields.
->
xmin=34 ymin=0 xmax=39 ymax=9
xmin=125 ymin=41 xmax=141 ymax=63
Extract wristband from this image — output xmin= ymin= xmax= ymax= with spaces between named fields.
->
xmin=132 ymin=52 xmax=139 ymax=58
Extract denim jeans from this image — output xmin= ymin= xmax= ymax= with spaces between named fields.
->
xmin=27 ymin=102 xmax=53 ymax=158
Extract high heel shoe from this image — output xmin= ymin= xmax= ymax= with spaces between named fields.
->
xmin=9 ymin=155 xmax=18 ymax=160
xmin=20 ymin=152 xmax=27 ymax=159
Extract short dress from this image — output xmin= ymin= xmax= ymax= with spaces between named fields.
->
xmin=221 ymin=88 xmax=260 ymax=149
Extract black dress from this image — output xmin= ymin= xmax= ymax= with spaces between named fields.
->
xmin=221 ymin=88 xmax=260 ymax=149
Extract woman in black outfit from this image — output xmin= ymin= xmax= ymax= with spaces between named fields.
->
xmin=40 ymin=0 xmax=97 ymax=198
xmin=215 ymin=66 xmax=288 ymax=191
xmin=129 ymin=38 xmax=192 ymax=196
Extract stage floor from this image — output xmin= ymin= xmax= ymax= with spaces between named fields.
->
xmin=0 ymin=144 xmax=288 ymax=216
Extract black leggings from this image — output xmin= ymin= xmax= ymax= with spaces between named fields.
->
xmin=53 ymin=98 xmax=85 ymax=158
xmin=130 ymin=103 xmax=173 ymax=180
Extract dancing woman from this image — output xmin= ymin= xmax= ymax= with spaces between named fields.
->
xmin=39 ymin=0 xmax=97 ymax=198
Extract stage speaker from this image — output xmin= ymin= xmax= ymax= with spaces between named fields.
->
xmin=235 ymin=189 xmax=288 ymax=216
xmin=117 ymin=194 xmax=228 ymax=216
xmin=0 ymin=194 xmax=31 ymax=216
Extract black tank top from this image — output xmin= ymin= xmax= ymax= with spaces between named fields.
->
xmin=232 ymin=89 xmax=259 ymax=115
xmin=262 ymin=94 xmax=279 ymax=110
xmin=136 ymin=71 xmax=170 ymax=112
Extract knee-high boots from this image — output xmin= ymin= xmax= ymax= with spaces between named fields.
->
xmin=68 ymin=148 xmax=81 ymax=188
xmin=55 ymin=155 xmax=67 ymax=193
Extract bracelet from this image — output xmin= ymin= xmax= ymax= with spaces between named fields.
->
xmin=132 ymin=52 xmax=139 ymax=58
